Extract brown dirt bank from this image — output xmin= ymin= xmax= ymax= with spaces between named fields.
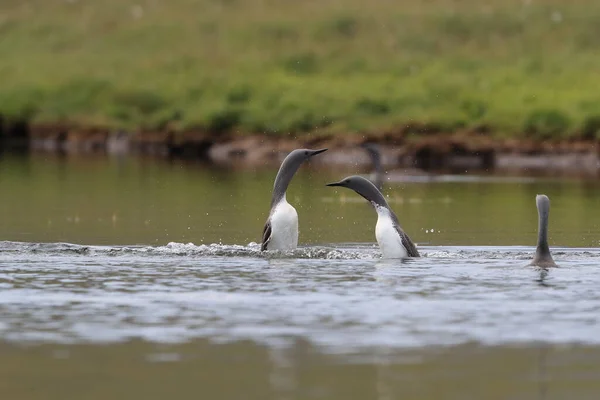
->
xmin=2 ymin=121 xmax=599 ymax=176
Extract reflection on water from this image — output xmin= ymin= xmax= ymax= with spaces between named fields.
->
xmin=2 ymin=339 xmax=600 ymax=400
xmin=0 ymin=154 xmax=599 ymax=247
xmin=1 ymin=155 xmax=600 ymax=399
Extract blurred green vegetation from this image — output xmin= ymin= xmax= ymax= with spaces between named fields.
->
xmin=1 ymin=0 xmax=600 ymax=137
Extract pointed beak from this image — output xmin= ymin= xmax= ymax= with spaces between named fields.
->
xmin=309 ymin=148 xmax=328 ymax=157
xmin=325 ymin=180 xmax=344 ymax=187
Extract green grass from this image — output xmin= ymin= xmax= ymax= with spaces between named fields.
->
xmin=1 ymin=0 xmax=600 ymax=138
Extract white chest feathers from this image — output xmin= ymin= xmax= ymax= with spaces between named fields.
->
xmin=375 ymin=206 xmax=408 ymax=259
xmin=267 ymin=199 xmax=299 ymax=251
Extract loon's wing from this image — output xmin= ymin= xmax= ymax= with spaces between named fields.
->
xmin=395 ymin=225 xmax=420 ymax=258
xmin=390 ymin=212 xmax=420 ymax=258
xmin=261 ymin=218 xmax=272 ymax=251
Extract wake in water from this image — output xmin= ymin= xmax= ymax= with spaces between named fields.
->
xmin=0 ymin=240 xmax=597 ymax=262
xmin=0 ymin=239 xmax=598 ymax=347
xmin=0 ymin=240 xmax=376 ymax=260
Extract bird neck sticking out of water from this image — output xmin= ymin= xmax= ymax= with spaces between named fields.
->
xmin=531 ymin=194 xmax=557 ymax=268
xmin=326 ymin=175 xmax=420 ymax=259
xmin=261 ymin=148 xmax=328 ymax=251
xmin=360 ymin=143 xmax=384 ymax=191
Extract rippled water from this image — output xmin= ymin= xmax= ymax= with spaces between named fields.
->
xmin=1 ymin=240 xmax=599 ymax=349
xmin=2 ymin=242 xmax=600 ymax=398
xmin=1 ymin=155 xmax=600 ymax=398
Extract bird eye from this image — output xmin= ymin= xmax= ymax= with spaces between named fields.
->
xmin=304 ymin=151 xmax=309 ymax=156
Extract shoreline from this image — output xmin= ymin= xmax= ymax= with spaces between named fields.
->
xmin=1 ymin=122 xmax=599 ymax=176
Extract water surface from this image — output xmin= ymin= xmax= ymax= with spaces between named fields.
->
xmin=1 ymin=154 xmax=598 ymax=247
xmin=0 ymin=155 xmax=599 ymax=399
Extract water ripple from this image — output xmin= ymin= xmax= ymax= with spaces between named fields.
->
xmin=0 ymin=240 xmax=599 ymax=351
xmin=2 ymin=240 xmax=597 ymax=261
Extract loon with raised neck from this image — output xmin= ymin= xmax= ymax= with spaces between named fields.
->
xmin=530 ymin=194 xmax=557 ymax=268
xmin=326 ymin=175 xmax=420 ymax=259
xmin=261 ymin=148 xmax=328 ymax=251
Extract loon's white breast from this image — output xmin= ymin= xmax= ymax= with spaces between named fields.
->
xmin=267 ymin=197 xmax=299 ymax=250
xmin=375 ymin=206 xmax=408 ymax=259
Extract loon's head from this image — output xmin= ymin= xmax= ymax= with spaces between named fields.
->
xmin=270 ymin=148 xmax=328 ymax=207
xmin=326 ymin=175 xmax=388 ymax=208
xmin=278 ymin=148 xmax=328 ymax=174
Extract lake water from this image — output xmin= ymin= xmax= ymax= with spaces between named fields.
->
xmin=1 ymin=154 xmax=599 ymax=399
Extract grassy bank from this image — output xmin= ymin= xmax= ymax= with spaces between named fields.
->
xmin=1 ymin=0 xmax=600 ymax=138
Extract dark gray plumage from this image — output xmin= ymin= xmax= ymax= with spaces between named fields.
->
xmin=261 ymin=222 xmax=272 ymax=251
xmin=530 ymin=194 xmax=557 ymax=268
xmin=326 ymin=175 xmax=419 ymax=258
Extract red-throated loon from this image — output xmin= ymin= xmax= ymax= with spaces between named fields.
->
xmin=326 ymin=175 xmax=419 ymax=259
xmin=261 ymin=148 xmax=328 ymax=251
